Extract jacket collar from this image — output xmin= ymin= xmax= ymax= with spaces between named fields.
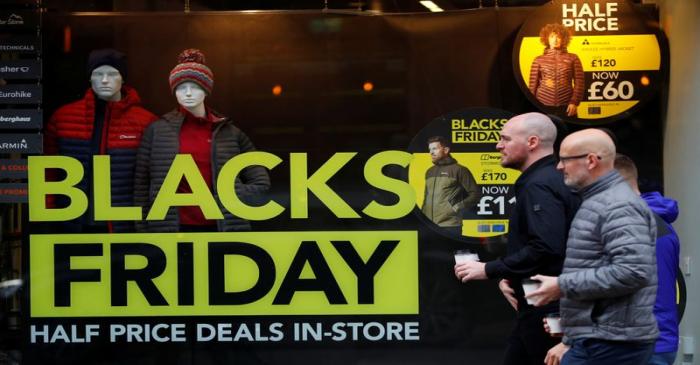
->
xmin=83 ymin=85 xmax=142 ymax=122
xmin=579 ymin=170 xmax=623 ymax=199
xmin=163 ymin=108 xmax=230 ymax=132
xmin=433 ymin=155 xmax=457 ymax=166
xmin=641 ymin=191 xmax=679 ymax=224
xmin=544 ymin=47 xmax=568 ymax=55
xmin=515 ymin=154 xmax=556 ymax=186
xmin=178 ymin=106 xmax=224 ymax=124
xmin=84 ymin=85 xmax=142 ymax=110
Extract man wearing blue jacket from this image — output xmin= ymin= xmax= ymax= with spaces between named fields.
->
xmin=614 ymin=154 xmax=680 ymax=365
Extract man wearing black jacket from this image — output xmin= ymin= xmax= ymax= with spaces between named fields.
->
xmin=455 ymin=112 xmax=580 ymax=365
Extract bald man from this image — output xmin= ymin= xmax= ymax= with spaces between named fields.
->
xmin=455 ymin=113 xmax=579 ymax=365
xmin=615 ymin=154 xmax=680 ymax=365
xmin=527 ymin=129 xmax=658 ymax=365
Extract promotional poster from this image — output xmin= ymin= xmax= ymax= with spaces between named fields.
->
xmin=513 ymin=0 xmax=665 ymax=123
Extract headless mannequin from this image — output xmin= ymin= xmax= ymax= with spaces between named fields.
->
xmin=90 ymin=65 xmax=123 ymax=102
xmin=175 ymin=81 xmax=206 ymax=117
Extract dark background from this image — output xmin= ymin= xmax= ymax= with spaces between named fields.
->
xmin=24 ymin=3 xmax=666 ymax=364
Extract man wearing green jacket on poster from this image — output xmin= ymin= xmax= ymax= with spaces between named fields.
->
xmin=421 ymin=135 xmax=480 ymax=236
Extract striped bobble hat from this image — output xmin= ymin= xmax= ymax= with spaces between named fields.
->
xmin=168 ymin=49 xmax=214 ymax=94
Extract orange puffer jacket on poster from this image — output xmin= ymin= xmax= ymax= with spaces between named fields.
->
xmin=528 ymin=48 xmax=585 ymax=107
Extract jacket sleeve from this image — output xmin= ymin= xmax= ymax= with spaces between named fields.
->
xmin=44 ymin=112 xmax=59 ymax=155
xmin=485 ymin=183 xmax=568 ymax=279
xmin=569 ymin=55 xmax=585 ymax=106
xmin=528 ymin=58 xmax=541 ymax=95
xmin=133 ymin=123 xmax=154 ymax=232
xmin=451 ymin=166 xmax=480 ymax=213
xmin=559 ymin=202 xmax=656 ymax=300
xmin=234 ymin=130 xmax=271 ymax=200
xmin=43 ymin=113 xmax=60 ymax=208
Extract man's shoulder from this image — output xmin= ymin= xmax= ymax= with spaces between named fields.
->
xmin=521 ymin=163 xmax=565 ymax=189
xmin=596 ymin=180 xmax=644 ymax=206
xmin=424 ymin=164 xmax=438 ymax=175
xmin=589 ymin=182 xmax=653 ymax=225
xmin=454 ymin=162 xmax=472 ymax=174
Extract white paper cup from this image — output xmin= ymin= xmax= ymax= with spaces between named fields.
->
xmin=521 ymin=279 xmax=541 ymax=305
xmin=454 ymin=250 xmax=480 ymax=264
xmin=545 ymin=313 xmax=562 ymax=335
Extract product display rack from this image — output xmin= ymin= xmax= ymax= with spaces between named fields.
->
xmin=0 ymin=0 xmax=42 ymax=363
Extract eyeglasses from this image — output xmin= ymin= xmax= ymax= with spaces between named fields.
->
xmin=558 ymin=153 xmax=602 ymax=163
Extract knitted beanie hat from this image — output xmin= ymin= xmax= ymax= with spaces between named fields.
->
xmin=168 ymin=49 xmax=214 ymax=95
xmin=87 ymin=48 xmax=128 ymax=79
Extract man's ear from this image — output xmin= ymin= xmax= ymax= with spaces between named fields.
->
xmin=444 ymin=146 xmax=450 ymax=154
xmin=527 ymin=135 xmax=540 ymax=150
xmin=587 ymin=154 xmax=599 ymax=170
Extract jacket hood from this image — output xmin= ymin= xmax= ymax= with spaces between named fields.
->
xmin=641 ymin=191 xmax=679 ymax=224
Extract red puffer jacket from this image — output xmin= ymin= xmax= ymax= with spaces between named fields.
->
xmin=528 ymin=48 xmax=585 ymax=107
xmin=44 ymin=86 xmax=158 ymax=231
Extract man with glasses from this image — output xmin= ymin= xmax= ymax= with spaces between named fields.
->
xmin=527 ymin=129 xmax=658 ymax=365
xmin=455 ymin=112 xmax=579 ymax=365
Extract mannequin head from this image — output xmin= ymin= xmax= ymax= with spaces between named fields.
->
xmin=90 ymin=65 xmax=123 ymax=102
xmin=169 ymin=49 xmax=213 ymax=118
xmin=87 ymin=48 xmax=127 ymax=102
xmin=169 ymin=49 xmax=214 ymax=95
xmin=175 ymin=81 xmax=206 ymax=117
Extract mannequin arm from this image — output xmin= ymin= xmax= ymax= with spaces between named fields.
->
xmin=133 ymin=124 xmax=155 ymax=232
xmin=234 ymin=131 xmax=271 ymax=202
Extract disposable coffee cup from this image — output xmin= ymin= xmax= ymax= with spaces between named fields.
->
xmin=521 ymin=278 xmax=541 ymax=305
xmin=454 ymin=250 xmax=480 ymax=264
xmin=545 ymin=313 xmax=562 ymax=335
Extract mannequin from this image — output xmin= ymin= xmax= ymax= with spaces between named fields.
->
xmin=44 ymin=48 xmax=158 ymax=233
xmin=134 ymin=48 xmax=270 ymax=233
xmin=174 ymin=81 xmax=206 ymax=117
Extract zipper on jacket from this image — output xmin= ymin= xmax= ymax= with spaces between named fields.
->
xmin=101 ymin=103 xmax=114 ymax=232
xmin=100 ymin=105 xmax=111 ymax=154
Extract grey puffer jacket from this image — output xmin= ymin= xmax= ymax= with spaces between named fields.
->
xmin=558 ymin=171 xmax=658 ymax=345
xmin=134 ymin=109 xmax=270 ymax=232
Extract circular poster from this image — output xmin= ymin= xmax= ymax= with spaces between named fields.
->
xmin=408 ymin=107 xmax=517 ymax=240
xmin=513 ymin=0 xmax=665 ymax=124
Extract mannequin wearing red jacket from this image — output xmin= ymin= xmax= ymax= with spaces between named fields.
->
xmin=44 ymin=48 xmax=157 ymax=232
